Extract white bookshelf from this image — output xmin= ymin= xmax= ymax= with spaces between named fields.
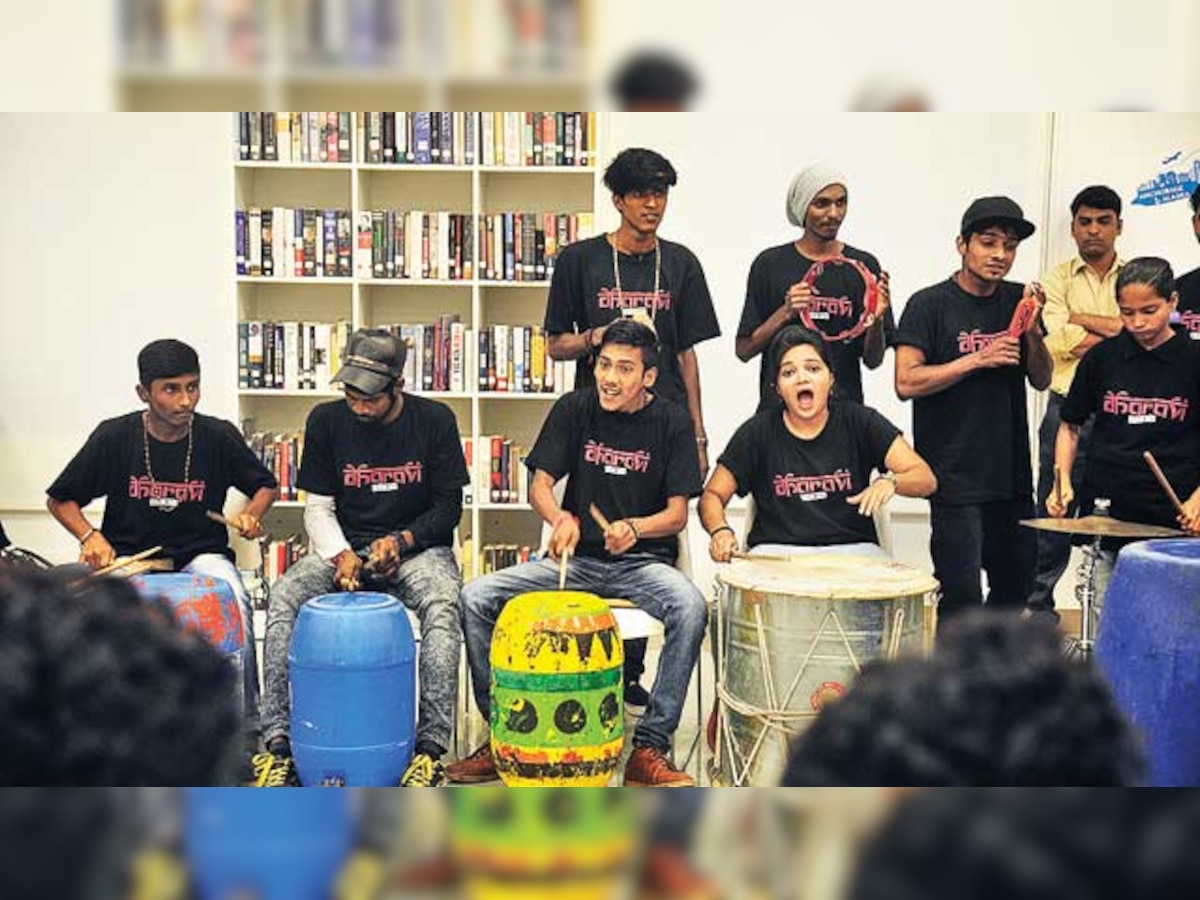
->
xmin=233 ymin=112 xmax=607 ymax=582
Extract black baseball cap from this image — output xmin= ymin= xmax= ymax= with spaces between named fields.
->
xmin=332 ymin=329 xmax=406 ymax=395
xmin=960 ymin=196 xmax=1036 ymax=241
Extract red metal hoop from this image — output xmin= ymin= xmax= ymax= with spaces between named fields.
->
xmin=798 ymin=256 xmax=880 ymax=343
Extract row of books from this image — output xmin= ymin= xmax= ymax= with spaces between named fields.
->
xmin=237 ymin=113 xmax=353 ymax=163
xmin=359 ymin=112 xmax=596 ymax=167
xmin=261 ymin=536 xmax=307 ymax=585
xmin=354 ymin=210 xmax=475 ymax=281
xmin=236 ymin=207 xmax=352 ymax=278
xmin=464 ymin=435 xmax=530 ymax=506
xmin=477 ymin=211 xmax=593 ymax=282
xmin=238 ymin=321 xmax=353 ymax=391
xmin=247 ymin=431 xmax=304 ymax=503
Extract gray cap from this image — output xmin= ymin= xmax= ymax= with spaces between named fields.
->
xmin=332 ymin=329 xmax=406 ymax=395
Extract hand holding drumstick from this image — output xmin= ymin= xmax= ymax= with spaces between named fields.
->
xmin=1143 ymin=451 xmax=1200 ymax=535
xmin=1046 ymin=466 xmax=1074 ymax=518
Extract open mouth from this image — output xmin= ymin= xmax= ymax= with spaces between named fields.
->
xmin=795 ymin=388 xmax=816 ymax=410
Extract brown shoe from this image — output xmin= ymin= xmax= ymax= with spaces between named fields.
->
xmin=705 ymin=699 xmax=718 ymax=754
xmin=445 ymin=742 xmax=498 ymax=784
xmin=640 ymin=844 xmax=719 ymax=899
xmin=624 ymin=746 xmax=695 ymax=787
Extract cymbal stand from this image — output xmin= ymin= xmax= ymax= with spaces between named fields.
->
xmin=1064 ymin=534 xmax=1103 ymax=661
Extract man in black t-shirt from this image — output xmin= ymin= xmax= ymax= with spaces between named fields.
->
xmin=448 ymin=320 xmax=707 ymax=787
xmin=46 ymin=338 xmax=278 ymax=745
xmin=736 ymin=163 xmax=895 ymax=412
xmin=895 ymin=197 xmax=1052 ymax=626
xmin=1048 ymin=258 xmax=1200 ymax=612
xmin=1174 ymin=186 xmax=1200 ymax=340
xmin=544 ymin=146 xmax=720 ymax=710
xmin=256 ymin=329 xmax=469 ymax=788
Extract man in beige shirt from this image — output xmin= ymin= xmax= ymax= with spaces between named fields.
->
xmin=1027 ymin=185 xmax=1125 ymax=618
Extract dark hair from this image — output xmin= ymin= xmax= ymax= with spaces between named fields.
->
xmin=138 ymin=338 xmax=200 ymax=387
xmin=848 ymin=788 xmax=1142 ymax=900
xmin=598 ymin=318 xmax=660 ymax=371
xmin=962 ymin=220 xmax=1023 ymax=243
xmin=1070 ymin=184 xmax=1122 ymax=217
xmin=1191 ymin=184 xmax=1200 ymax=214
xmin=1116 ymin=256 xmax=1175 ymax=300
xmin=602 ymin=148 xmax=678 ymax=196
xmin=0 ymin=569 xmax=239 ymax=785
xmin=767 ymin=325 xmax=834 ymax=387
xmin=782 ymin=611 xmax=1145 ymax=786
xmin=609 ymin=51 xmax=698 ymax=109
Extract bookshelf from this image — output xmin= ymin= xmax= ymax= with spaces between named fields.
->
xmin=232 ymin=111 xmax=606 ymax=587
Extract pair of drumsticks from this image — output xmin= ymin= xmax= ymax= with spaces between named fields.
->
xmin=585 ymin=503 xmax=791 ymax=564
xmin=1053 ymin=450 xmax=1193 ymax=530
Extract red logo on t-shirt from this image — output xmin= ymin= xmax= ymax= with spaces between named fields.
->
xmin=597 ymin=288 xmax=672 ymax=313
xmin=1102 ymin=391 xmax=1190 ymax=423
xmin=583 ymin=440 xmax=651 ymax=474
xmin=957 ymin=329 xmax=1007 ymax=355
xmin=342 ymin=462 xmax=424 ymax=493
xmin=772 ymin=469 xmax=854 ymax=499
xmin=128 ymin=476 xmax=206 ymax=503
xmin=1180 ymin=311 xmax=1200 ymax=337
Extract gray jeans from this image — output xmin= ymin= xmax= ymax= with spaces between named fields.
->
xmin=261 ymin=546 xmax=462 ymax=754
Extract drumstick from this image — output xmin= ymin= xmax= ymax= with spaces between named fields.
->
xmin=558 ymin=547 xmax=571 ymax=591
xmin=205 ymin=510 xmax=232 ymax=527
xmin=1144 ymin=450 xmax=1186 ymax=516
xmin=730 ymin=550 xmax=796 ymax=564
xmin=588 ymin=503 xmax=613 ymax=531
xmin=91 ymin=545 xmax=164 ymax=578
xmin=1052 ymin=466 xmax=1064 ymax=510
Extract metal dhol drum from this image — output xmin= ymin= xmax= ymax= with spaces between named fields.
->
xmin=711 ymin=555 xmax=938 ymax=786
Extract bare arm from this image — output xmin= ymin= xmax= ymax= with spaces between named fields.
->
xmin=895 ymin=344 xmax=982 ymax=400
xmin=47 ymin=497 xmax=115 ymax=568
xmin=861 ymin=271 xmax=891 ymax=370
xmin=700 ymin=464 xmax=741 ymax=562
xmin=1023 ymin=328 xmax=1053 ymax=391
xmin=735 ymin=304 xmax=795 ymax=362
xmin=882 ymin=436 xmax=937 ymax=497
xmin=530 ymin=469 xmax=578 ymax=559
xmin=548 ymin=325 xmax=604 ymax=362
xmin=677 ymin=347 xmax=709 ymax=474
xmin=1069 ymin=311 xmax=1123 ymax=339
xmin=1047 ymin=421 xmax=1080 ymax=517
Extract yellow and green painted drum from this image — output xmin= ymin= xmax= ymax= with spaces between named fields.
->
xmin=490 ymin=591 xmax=625 ymax=786
xmin=451 ymin=787 xmax=636 ymax=900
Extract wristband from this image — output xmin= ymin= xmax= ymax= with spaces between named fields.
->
xmin=79 ymin=527 xmax=96 ymax=546
xmin=879 ymin=472 xmax=899 ymax=487
xmin=695 ymin=436 xmax=708 ymax=447
xmin=625 ymin=519 xmax=641 ymax=541
xmin=709 ymin=524 xmax=735 ymax=539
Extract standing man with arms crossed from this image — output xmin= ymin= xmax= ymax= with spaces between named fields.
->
xmin=895 ymin=197 xmax=1052 ymax=627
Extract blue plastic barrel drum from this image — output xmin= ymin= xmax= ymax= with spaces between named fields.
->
xmin=1096 ymin=539 xmax=1200 ymax=787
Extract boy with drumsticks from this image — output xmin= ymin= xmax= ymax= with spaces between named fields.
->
xmin=736 ymin=162 xmax=895 ymax=412
xmin=45 ymin=338 xmax=278 ymax=753
xmin=1047 ymin=257 xmax=1200 ymax=610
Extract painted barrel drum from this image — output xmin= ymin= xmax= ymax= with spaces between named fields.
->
xmin=185 ymin=789 xmax=354 ymax=900
xmin=451 ymin=788 xmax=636 ymax=900
xmin=130 ymin=573 xmax=245 ymax=715
xmin=290 ymin=591 xmax=416 ymax=787
xmin=1096 ymin=539 xmax=1200 ymax=786
xmin=713 ymin=555 xmax=937 ymax=786
xmin=490 ymin=591 xmax=625 ymax=786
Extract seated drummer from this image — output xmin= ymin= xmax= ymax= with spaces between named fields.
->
xmin=1048 ymin=257 xmax=1200 ymax=609
xmin=45 ymin=338 xmax=278 ymax=750
xmin=700 ymin=325 xmax=936 ymax=562
xmin=447 ymin=319 xmax=707 ymax=787
xmin=255 ymin=329 xmax=468 ymax=788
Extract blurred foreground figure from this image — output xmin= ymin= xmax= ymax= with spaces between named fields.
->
xmin=610 ymin=50 xmax=698 ymax=110
xmin=0 ymin=569 xmax=240 ymax=786
xmin=782 ymin=611 xmax=1144 ymax=786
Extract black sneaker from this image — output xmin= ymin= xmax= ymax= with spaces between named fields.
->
xmin=624 ymin=681 xmax=650 ymax=716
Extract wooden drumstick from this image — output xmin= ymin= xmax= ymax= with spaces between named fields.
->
xmin=1143 ymin=450 xmax=1186 ymax=516
xmin=205 ymin=510 xmax=232 ymax=527
xmin=730 ymin=550 xmax=795 ymax=564
xmin=558 ymin=546 xmax=571 ymax=591
xmin=1052 ymin=466 xmax=1064 ymax=510
xmin=588 ymin=503 xmax=613 ymax=532
xmin=91 ymin=545 xmax=164 ymax=578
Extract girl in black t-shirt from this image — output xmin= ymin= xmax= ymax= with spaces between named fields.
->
xmin=700 ymin=326 xmax=936 ymax=560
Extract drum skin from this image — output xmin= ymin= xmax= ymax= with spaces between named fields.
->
xmin=1096 ymin=539 xmax=1200 ymax=787
xmin=490 ymin=591 xmax=625 ymax=787
xmin=290 ymin=591 xmax=416 ymax=787
xmin=713 ymin=556 xmax=937 ymax=786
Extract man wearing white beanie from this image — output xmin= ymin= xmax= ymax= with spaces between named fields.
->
xmin=735 ymin=163 xmax=894 ymax=412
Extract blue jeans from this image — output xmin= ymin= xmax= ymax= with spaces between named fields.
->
xmin=184 ymin=552 xmax=260 ymax=739
xmin=262 ymin=547 xmax=462 ymax=754
xmin=462 ymin=553 xmax=707 ymax=754
xmin=930 ymin=499 xmax=1036 ymax=627
xmin=1029 ymin=392 xmax=1094 ymax=611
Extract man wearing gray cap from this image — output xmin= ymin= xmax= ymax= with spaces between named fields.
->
xmin=736 ymin=163 xmax=895 ymax=412
xmin=895 ymin=198 xmax=1052 ymax=627
xmin=256 ymin=328 xmax=469 ymax=787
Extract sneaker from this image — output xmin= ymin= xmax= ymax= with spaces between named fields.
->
xmin=249 ymin=750 xmax=300 ymax=787
xmin=624 ymin=680 xmax=651 ymax=716
xmin=399 ymin=752 xmax=447 ymax=787
xmin=624 ymin=746 xmax=694 ymax=787
xmin=445 ymin=743 xmax=498 ymax=784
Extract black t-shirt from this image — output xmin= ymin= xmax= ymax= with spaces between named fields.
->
xmin=543 ymin=235 xmax=722 ymax=405
xmin=1061 ymin=329 xmax=1200 ymax=530
xmin=1176 ymin=266 xmax=1200 ymax=342
xmin=298 ymin=395 xmax=469 ymax=550
xmin=525 ymin=389 xmax=702 ymax=563
xmin=737 ymin=243 xmax=896 ymax=410
xmin=719 ymin=403 xmax=900 ymax=547
xmin=46 ymin=412 xmax=278 ymax=568
xmin=895 ymin=277 xmax=1034 ymax=505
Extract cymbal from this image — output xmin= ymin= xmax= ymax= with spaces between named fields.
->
xmin=1020 ymin=516 xmax=1184 ymax=539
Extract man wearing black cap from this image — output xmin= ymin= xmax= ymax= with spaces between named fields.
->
xmin=1175 ymin=185 xmax=1200 ymax=340
xmin=46 ymin=338 xmax=279 ymax=744
xmin=895 ymin=198 xmax=1052 ymax=626
xmin=256 ymin=328 xmax=469 ymax=787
